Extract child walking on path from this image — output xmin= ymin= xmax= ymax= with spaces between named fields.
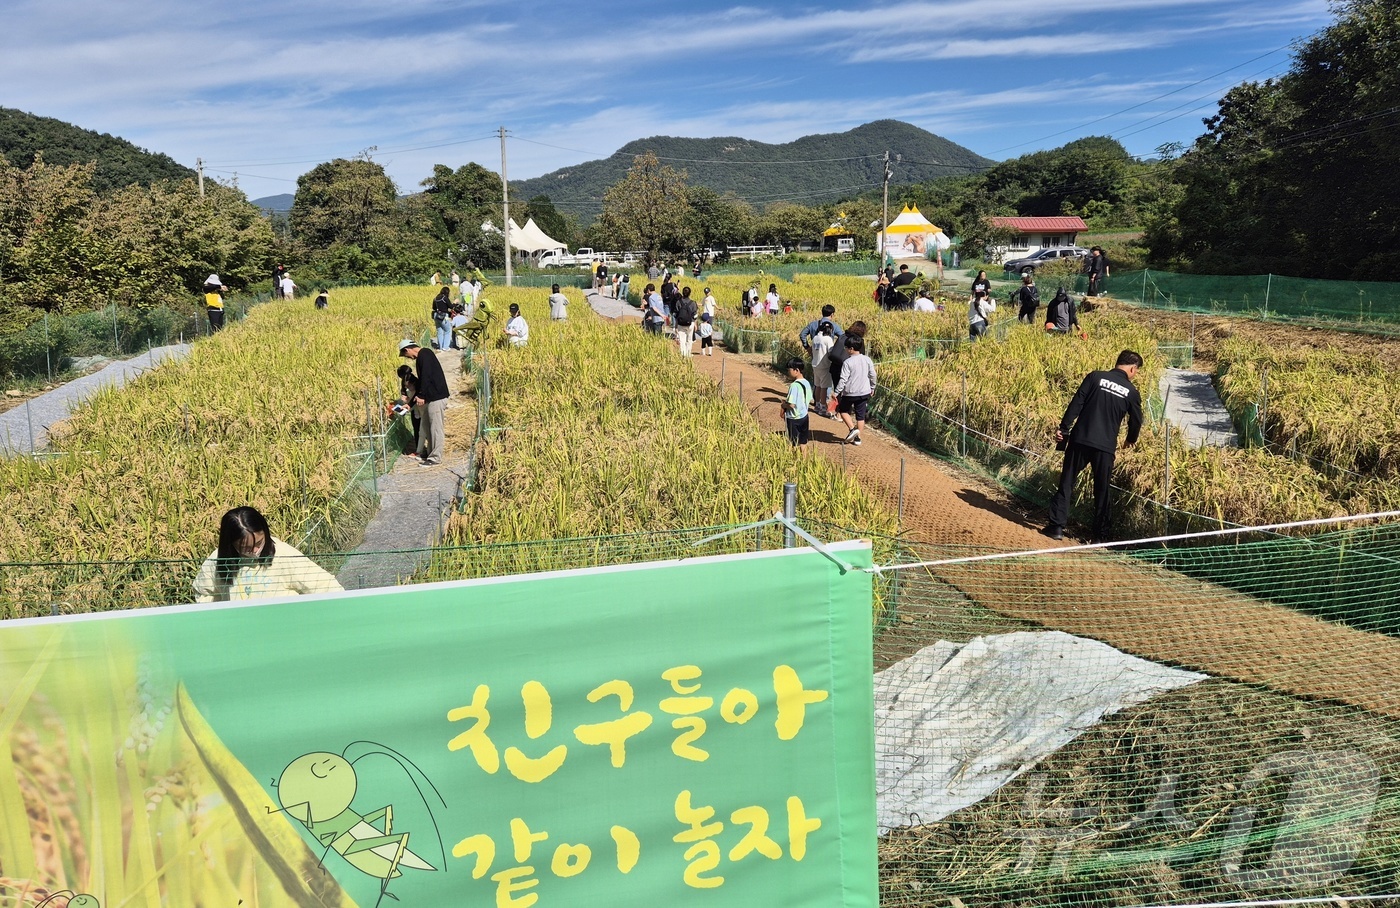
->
xmin=697 ymin=313 xmax=715 ymax=355
xmin=782 ymin=358 xmax=813 ymax=455
xmin=834 ymin=335 xmax=876 ymax=446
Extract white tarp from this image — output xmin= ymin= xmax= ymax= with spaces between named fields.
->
xmin=875 ymin=630 xmax=1207 ymax=831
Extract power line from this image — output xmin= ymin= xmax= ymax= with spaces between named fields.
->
xmin=206 ymin=134 xmax=498 ymax=169
xmin=985 ymin=40 xmax=1300 ymax=156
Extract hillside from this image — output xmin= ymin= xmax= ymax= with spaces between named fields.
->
xmin=512 ymin=120 xmax=991 ymax=218
xmin=0 ymin=106 xmax=194 ymax=192
xmin=251 ymin=193 xmax=295 ymax=213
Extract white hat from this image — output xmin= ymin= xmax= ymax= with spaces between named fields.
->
xmin=205 ymin=274 xmax=221 ymax=286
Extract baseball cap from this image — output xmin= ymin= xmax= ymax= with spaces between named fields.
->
xmin=398 ymin=339 xmax=418 ymax=354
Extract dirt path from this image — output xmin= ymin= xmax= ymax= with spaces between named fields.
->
xmin=690 ymin=346 xmax=1400 ymax=718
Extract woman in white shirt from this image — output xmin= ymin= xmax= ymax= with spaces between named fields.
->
xmin=505 ymin=303 xmax=530 ymax=346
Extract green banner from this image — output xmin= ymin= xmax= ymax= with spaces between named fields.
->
xmin=0 ymin=544 xmax=875 ymax=908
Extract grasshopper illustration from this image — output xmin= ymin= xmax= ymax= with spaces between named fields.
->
xmin=269 ymin=743 xmax=445 ymax=907
xmin=36 ymin=894 xmax=99 ymax=908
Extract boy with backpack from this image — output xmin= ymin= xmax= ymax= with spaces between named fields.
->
xmin=782 ymin=358 xmax=813 ymax=455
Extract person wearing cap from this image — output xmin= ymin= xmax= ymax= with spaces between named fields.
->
xmin=398 ymin=339 xmax=448 ymax=466
xmin=547 ymin=284 xmax=569 ymax=321
xmin=505 ymin=303 xmax=529 ymax=346
xmin=203 ymin=274 xmax=227 ymax=332
xmin=799 ymin=304 xmax=844 ymax=352
xmin=697 ymin=312 xmax=715 ymax=356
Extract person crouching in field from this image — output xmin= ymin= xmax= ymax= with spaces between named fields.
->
xmin=193 ymin=506 xmax=342 ymax=602
xmin=782 ymin=358 xmax=813 ymax=456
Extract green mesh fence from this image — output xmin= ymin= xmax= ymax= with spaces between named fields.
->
xmin=0 ymin=293 xmax=274 ymax=382
xmin=869 ymin=382 xmax=1236 ymax=544
xmin=6 ymin=518 xmax=1400 ymax=906
xmin=1105 ymin=269 xmax=1400 ymax=328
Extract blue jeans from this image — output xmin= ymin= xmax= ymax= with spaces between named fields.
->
xmin=435 ymin=317 xmax=453 ymax=350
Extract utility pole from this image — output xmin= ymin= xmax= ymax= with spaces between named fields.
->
xmin=879 ymin=151 xmax=892 ymax=273
xmin=197 ymin=157 xmax=204 ymax=199
xmin=500 ymin=127 xmax=513 ymax=287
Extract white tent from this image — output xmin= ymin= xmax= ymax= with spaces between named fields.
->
xmin=482 ymin=218 xmax=567 ymax=256
xmin=516 ymin=218 xmax=566 ymax=254
xmin=880 ymin=204 xmax=944 ymax=258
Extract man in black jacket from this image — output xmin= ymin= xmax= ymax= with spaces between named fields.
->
xmin=1045 ymin=350 xmax=1144 ymax=542
xmin=399 ymin=340 xmax=449 ymax=466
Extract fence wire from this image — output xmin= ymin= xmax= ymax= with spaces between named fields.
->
xmin=5 ymin=516 xmax=1400 ymax=906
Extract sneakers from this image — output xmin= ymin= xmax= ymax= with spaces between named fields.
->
xmin=844 ymin=428 xmax=861 ymax=445
xmin=419 ymin=458 xmax=441 ymax=467
xmin=852 ymin=435 xmax=862 ymax=446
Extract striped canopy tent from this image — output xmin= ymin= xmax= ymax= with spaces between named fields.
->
xmin=881 ymin=204 xmax=948 ymax=257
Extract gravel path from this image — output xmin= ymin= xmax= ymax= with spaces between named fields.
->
xmin=0 ymin=343 xmax=191 ymax=455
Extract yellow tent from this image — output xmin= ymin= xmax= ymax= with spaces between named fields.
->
xmin=881 ymin=205 xmax=945 ymax=257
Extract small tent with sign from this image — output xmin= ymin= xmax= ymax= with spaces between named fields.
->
xmin=822 ymin=212 xmax=856 ymax=253
xmin=880 ymin=205 xmax=948 ymax=259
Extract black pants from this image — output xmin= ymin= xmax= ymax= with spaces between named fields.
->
xmin=1048 ymin=441 xmax=1116 ymax=539
xmin=1018 ymin=303 xmax=1039 ymax=323
xmin=208 ymin=307 xmax=225 ymax=332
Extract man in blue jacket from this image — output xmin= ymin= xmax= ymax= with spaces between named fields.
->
xmin=1045 ymin=350 xmax=1143 ymax=542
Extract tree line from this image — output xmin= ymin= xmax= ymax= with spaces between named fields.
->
xmin=0 ymin=0 xmax=1390 ymax=355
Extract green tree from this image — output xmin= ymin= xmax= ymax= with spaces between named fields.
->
xmin=290 ymin=158 xmax=399 ymax=251
xmin=595 ymin=153 xmax=693 ymax=259
xmin=523 ymin=194 xmax=575 ymax=248
xmin=1149 ymin=0 xmax=1400 ymax=277
xmin=686 ymin=187 xmax=753 ymax=252
xmin=0 ymin=154 xmax=102 ymax=315
xmin=753 ymin=203 xmax=827 ymax=249
xmin=95 ymin=179 xmax=275 ymax=306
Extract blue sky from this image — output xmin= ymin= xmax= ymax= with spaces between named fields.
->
xmin=1 ymin=0 xmax=1331 ymax=211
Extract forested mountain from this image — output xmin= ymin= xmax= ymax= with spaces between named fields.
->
xmin=251 ymin=193 xmax=295 ymax=213
xmin=0 ymin=107 xmax=194 ymax=193
xmin=513 ymin=120 xmax=991 ymax=218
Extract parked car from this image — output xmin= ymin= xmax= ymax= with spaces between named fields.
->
xmin=1002 ymin=246 xmax=1090 ymax=275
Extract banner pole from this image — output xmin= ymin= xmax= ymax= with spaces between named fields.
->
xmin=783 ymin=482 xmax=797 ymax=548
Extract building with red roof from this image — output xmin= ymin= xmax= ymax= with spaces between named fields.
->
xmin=987 ymin=216 xmax=1088 ymax=259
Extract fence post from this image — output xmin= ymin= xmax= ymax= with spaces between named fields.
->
xmin=960 ymin=373 xmax=968 ymax=458
xmin=719 ymin=357 xmax=725 ymax=393
xmin=783 ymin=482 xmax=797 ymax=548
xmin=898 ymin=457 xmax=906 ymax=528
xmin=1141 ymin=268 xmax=1147 ymax=305
xmin=111 ymin=303 xmax=120 ymax=353
xmin=26 ymin=398 xmax=36 ymax=455
xmin=1164 ymin=430 xmax=1171 ymax=505
xmin=1260 ymin=366 xmax=1269 ymax=442
xmin=1263 ymin=273 xmax=1272 ymax=319
xmin=44 ymin=311 xmax=52 ymax=382
xmin=739 ymin=372 xmax=743 ymax=401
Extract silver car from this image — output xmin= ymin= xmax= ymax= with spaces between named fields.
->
xmin=1002 ymin=246 xmax=1090 ymax=275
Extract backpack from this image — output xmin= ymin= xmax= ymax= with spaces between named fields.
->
xmin=676 ymin=297 xmax=698 ymax=325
